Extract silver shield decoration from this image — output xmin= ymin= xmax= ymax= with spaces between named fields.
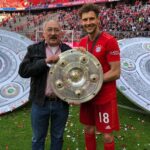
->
xmin=49 ymin=49 xmax=103 ymax=103
xmin=0 ymin=29 xmax=33 ymax=114
xmin=117 ymin=37 xmax=150 ymax=113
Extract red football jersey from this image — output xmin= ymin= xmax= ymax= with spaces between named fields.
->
xmin=79 ymin=32 xmax=120 ymax=104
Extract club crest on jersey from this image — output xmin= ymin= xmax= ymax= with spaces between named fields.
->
xmin=95 ymin=45 xmax=101 ymax=52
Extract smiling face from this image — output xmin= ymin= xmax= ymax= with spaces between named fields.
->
xmin=43 ymin=20 xmax=61 ymax=46
xmin=81 ymin=11 xmax=100 ymax=36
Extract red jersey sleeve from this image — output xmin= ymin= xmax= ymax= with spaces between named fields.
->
xmin=106 ymin=37 xmax=120 ymax=62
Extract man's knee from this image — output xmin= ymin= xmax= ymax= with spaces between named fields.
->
xmin=103 ymin=133 xmax=114 ymax=143
xmin=84 ymin=125 xmax=95 ymax=134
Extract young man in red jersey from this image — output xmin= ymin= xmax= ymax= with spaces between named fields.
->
xmin=78 ymin=3 xmax=121 ymax=150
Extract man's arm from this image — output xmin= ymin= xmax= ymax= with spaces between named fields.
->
xmin=18 ymin=47 xmax=48 ymax=78
xmin=103 ymin=61 xmax=120 ymax=82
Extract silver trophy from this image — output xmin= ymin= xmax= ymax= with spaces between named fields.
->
xmin=49 ymin=49 xmax=103 ymax=104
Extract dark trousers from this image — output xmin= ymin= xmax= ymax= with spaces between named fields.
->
xmin=31 ymin=100 xmax=69 ymax=150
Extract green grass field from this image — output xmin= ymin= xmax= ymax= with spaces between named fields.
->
xmin=0 ymin=91 xmax=150 ymax=150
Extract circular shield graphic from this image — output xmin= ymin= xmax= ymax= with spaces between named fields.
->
xmin=49 ymin=49 xmax=103 ymax=103
xmin=0 ymin=29 xmax=33 ymax=114
xmin=117 ymin=37 xmax=150 ymax=113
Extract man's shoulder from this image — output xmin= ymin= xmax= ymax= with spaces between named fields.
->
xmin=79 ymin=36 xmax=88 ymax=46
xmin=101 ymin=32 xmax=114 ymax=40
xmin=28 ymin=40 xmax=44 ymax=49
xmin=80 ymin=35 xmax=88 ymax=41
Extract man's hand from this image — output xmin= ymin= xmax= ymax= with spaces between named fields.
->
xmin=45 ymin=54 xmax=59 ymax=64
xmin=73 ymin=47 xmax=86 ymax=53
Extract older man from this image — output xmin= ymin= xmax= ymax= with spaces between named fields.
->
xmin=19 ymin=20 xmax=71 ymax=150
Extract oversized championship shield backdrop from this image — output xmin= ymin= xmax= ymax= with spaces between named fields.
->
xmin=117 ymin=37 xmax=150 ymax=113
xmin=0 ymin=29 xmax=33 ymax=115
xmin=49 ymin=49 xmax=103 ymax=103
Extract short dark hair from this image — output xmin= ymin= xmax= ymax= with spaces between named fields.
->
xmin=78 ymin=3 xmax=99 ymax=18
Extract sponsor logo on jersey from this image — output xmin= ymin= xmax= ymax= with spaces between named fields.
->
xmin=110 ymin=50 xmax=120 ymax=55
